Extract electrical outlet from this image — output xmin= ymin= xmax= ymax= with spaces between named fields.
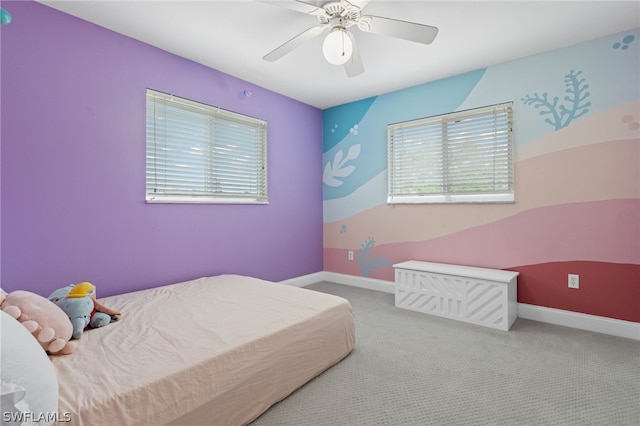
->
xmin=348 ymin=250 xmax=354 ymax=261
xmin=568 ymin=274 xmax=579 ymax=289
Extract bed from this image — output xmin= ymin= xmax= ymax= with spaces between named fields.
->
xmin=3 ymin=275 xmax=355 ymax=426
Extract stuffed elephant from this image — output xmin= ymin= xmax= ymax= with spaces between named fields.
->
xmin=49 ymin=283 xmax=114 ymax=340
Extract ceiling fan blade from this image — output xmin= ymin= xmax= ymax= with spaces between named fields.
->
xmin=348 ymin=0 xmax=372 ymax=11
xmin=358 ymin=15 xmax=438 ymax=45
xmin=260 ymin=0 xmax=323 ymax=15
xmin=263 ymin=26 xmax=327 ymax=62
xmin=344 ymin=31 xmax=364 ymax=77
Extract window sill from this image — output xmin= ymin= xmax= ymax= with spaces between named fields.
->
xmin=146 ymin=195 xmax=268 ymax=205
xmin=387 ymin=193 xmax=515 ymax=204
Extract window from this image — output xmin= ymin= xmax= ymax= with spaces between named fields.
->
xmin=387 ymin=102 xmax=514 ymax=204
xmin=146 ymin=89 xmax=267 ymax=204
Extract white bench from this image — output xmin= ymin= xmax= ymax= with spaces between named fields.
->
xmin=394 ymin=261 xmax=519 ymax=331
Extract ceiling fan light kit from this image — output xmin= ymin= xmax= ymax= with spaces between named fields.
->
xmin=323 ymin=23 xmax=353 ymax=65
xmin=263 ymin=0 xmax=439 ymax=77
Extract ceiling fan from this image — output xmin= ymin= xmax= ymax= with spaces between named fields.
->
xmin=262 ymin=0 xmax=439 ymax=77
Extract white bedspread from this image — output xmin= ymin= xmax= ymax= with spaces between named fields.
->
xmin=51 ymin=275 xmax=355 ymax=425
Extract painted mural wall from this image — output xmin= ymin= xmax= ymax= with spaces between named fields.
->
xmin=1 ymin=1 xmax=323 ymax=297
xmin=323 ymin=29 xmax=640 ymax=323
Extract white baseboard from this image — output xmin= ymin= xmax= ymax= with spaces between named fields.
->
xmin=320 ymin=272 xmax=396 ymax=293
xmin=280 ymin=272 xmax=640 ymax=341
xmin=280 ymin=271 xmax=394 ymax=293
xmin=517 ymin=303 xmax=640 ymax=341
xmin=278 ymin=272 xmax=327 ymax=288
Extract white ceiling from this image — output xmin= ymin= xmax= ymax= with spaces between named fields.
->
xmin=37 ymin=0 xmax=640 ymax=109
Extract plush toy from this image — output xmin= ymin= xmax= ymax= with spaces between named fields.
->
xmin=49 ymin=282 xmax=120 ymax=340
xmin=0 ymin=289 xmax=77 ymax=355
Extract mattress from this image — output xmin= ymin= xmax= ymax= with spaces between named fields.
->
xmin=51 ymin=275 xmax=355 ymax=425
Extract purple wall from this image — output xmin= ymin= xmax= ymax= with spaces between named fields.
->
xmin=0 ymin=1 xmax=323 ymax=297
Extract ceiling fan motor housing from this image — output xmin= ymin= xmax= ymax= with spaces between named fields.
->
xmin=316 ymin=1 xmax=361 ymax=26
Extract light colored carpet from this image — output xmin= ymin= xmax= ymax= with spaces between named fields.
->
xmin=252 ymin=281 xmax=640 ymax=426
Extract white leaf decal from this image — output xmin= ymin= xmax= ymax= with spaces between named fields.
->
xmin=322 ymin=144 xmax=361 ymax=187
xmin=345 ymin=144 xmax=361 ymax=162
xmin=333 ymin=150 xmax=344 ymax=168
xmin=334 ymin=165 xmax=355 ymax=178
xmin=323 ymin=162 xmax=343 ymax=187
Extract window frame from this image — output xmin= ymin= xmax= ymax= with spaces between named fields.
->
xmin=145 ymin=89 xmax=268 ymax=205
xmin=387 ymin=102 xmax=514 ymax=204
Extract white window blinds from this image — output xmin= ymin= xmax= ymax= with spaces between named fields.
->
xmin=388 ymin=102 xmax=514 ymax=204
xmin=146 ymin=89 xmax=267 ymax=204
